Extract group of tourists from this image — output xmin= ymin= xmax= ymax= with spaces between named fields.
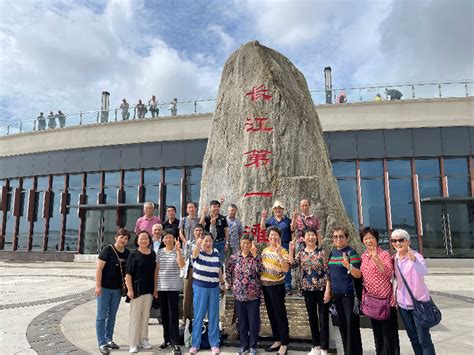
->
xmin=120 ymin=96 xmax=178 ymax=120
xmin=36 ymin=110 xmax=66 ymax=130
xmin=95 ymin=199 xmax=438 ymax=355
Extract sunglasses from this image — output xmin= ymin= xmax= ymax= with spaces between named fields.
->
xmin=332 ymin=235 xmax=346 ymax=240
xmin=391 ymin=238 xmax=406 ymax=244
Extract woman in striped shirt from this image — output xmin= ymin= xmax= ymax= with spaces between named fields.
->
xmin=261 ymin=226 xmax=290 ymax=355
xmin=153 ymin=229 xmax=185 ymax=353
xmin=190 ymin=232 xmax=225 ymax=354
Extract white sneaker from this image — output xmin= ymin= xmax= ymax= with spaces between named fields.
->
xmin=320 ymin=350 xmax=327 ymax=355
xmin=129 ymin=346 xmax=138 ymax=353
xmin=307 ymin=347 xmax=321 ymax=355
xmin=140 ymin=339 xmax=152 ymax=349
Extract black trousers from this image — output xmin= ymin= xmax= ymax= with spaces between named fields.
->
xmin=159 ymin=290 xmax=180 ymax=345
xmin=262 ymin=284 xmax=289 ymax=345
xmin=303 ymin=290 xmax=329 ymax=350
xmin=235 ymin=298 xmax=260 ymax=350
xmin=334 ymin=294 xmax=363 ymax=355
xmin=371 ymin=307 xmax=400 ymax=355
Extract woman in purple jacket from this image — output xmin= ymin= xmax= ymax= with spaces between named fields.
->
xmin=392 ymin=228 xmax=435 ymax=355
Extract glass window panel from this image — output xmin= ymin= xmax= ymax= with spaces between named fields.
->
xmin=3 ymin=181 xmax=19 ymax=250
xmin=387 ymin=160 xmax=411 ymax=177
xmin=67 ymin=190 xmax=81 ymax=208
xmin=389 ymin=178 xmax=416 ymax=237
xmin=165 ymin=168 xmax=182 ymax=184
xmin=418 ymin=178 xmax=441 ymax=198
xmin=64 ymin=206 xmax=79 ymax=252
xmin=32 ymin=191 xmax=45 ymax=251
xmin=360 ymin=160 xmax=383 ymax=177
xmin=81 ymin=210 xmax=118 ymax=254
xmin=104 ymin=187 xmax=118 ymax=204
xmin=144 ymin=185 xmax=159 ymax=204
xmin=124 ymin=186 xmax=139 ymax=204
xmin=82 ymin=210 xmax=100 ymax=254
xmin=8 ymin=179 xmax=20 ymax=188
xmin=16 ymin=191 xmax=31 ymax=251
xmin=122 ymin=208 xmax=142 ymax=248
xmin=186 ymin=184 xmax=201 ymax=208
xmin=361 ymin=179 xmax=387 ymax=233
xmin=444 ymin=158 xmax=468 ymax=176
xmin=336 ymin=179 xmax=359 ymax=227
xmin=104 ymin=171 xmax=121 ymax=187
xmin=36 ymin=176 xmax=49 ymax=190
xmin=144 ymin=169 xmax=161 ymax=185
xmin=187 ymin=167 xmax=202 ymax=184
xmin=85 ymin=188 xmax=100 ymax=205
xmin=86 ymin=173 xmax=101 ymax=188
xmin=4 ymin=210 xmax=15 ymax=250
xmin=22 ymin=178 xmax=34 ymax=190
xmin=447 ymin=177 xmax=470 ymax=197
xmin=124 ymin=170 xmax=141 ymax=186
xmin=68 ymin=174 xmax=83 ymax=189
xmin=51 ymin=175 xmax=65 ymax=190
xmin=47 ymin=191 xmax=62 ymax=251
xmin=165 ymin=185 xmax=181 ymax=218
xmin=332 ymin=161 xmax=356 ymax=178
xmin=416 ymin=159 xmax=440 ymax=176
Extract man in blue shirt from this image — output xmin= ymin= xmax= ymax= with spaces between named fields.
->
xmin=260 ymin=200 xmax=293 ymax=294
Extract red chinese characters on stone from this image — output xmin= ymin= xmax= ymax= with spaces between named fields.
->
xmin=245 ymin=117 xmax=273 ymax=133
xmin=245 ymin=85 xmax=273 ymax=102
xmin=244 ymin=223 xmax=268 ymax=243
xmin=244 ymin=149 xmax=272 ymax=168
xmin=243 ymin=191 xmax=273 ymax=198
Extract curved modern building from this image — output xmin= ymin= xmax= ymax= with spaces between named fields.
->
xmin=0 ymin=95 xmax=473 ymax=260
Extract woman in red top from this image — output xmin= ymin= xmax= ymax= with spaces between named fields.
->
xmin=356 ymin=227 xmax=400 ymax=355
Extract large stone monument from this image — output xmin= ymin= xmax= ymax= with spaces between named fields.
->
xmin=199 ymin=41 xmax=360 ymax=249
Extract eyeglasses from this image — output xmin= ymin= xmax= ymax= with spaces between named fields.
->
xmin=391 ymin=238 xmax=406 ymax=244
xmin=332 ymin=235 xmax=346 ymax=240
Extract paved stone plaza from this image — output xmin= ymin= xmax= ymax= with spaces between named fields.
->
xmin=0 ymin=260 xmax=473 ymax=354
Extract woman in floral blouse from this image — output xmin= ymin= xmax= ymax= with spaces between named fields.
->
xmin=289 ymin=229 xmax=331 ymax=355
xmin=226 ymin=235 xmax=263 ymax=355
xmin=355 ymin=227 xmax=400 ymax=355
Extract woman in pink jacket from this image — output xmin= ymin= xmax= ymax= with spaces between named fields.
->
xmin=392 ymin=229 xmax=435 ymax=355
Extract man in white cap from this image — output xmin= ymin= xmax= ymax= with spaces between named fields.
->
xmin=260 ymin=200 xmax=293 ymax=295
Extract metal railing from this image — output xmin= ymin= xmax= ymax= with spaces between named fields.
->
xmin=0 ymin=80 xmax=472 ymax=137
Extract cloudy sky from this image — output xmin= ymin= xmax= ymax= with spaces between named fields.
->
xmin=0 ymin=0 xmax=472 ymax=128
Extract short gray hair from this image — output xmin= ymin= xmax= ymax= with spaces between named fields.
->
xmin=143 ymin=201 xmax=155 ymax=209
xmin=392 ymin=228 xmax=410 ymax=241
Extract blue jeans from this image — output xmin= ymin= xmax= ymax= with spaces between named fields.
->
xmin=281 ymin=241 xmax=292 ymax=290
xmin=214 ymin=240 xmax=225 ymax=265
xmin=96 ymin=287 xmax=122 ymax=346
xmin=399 ymin=307 xmax=435 ymax=355
xmin=192 ymin=284 xmax=220 ymax=349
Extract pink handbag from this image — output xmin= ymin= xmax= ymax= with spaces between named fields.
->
xmin=361 ymin=288 xmax=391 ymax=320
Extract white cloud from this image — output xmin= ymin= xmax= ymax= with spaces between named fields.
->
xmin=0 ymin=0 xmax=220 ymax=126
xmin=243 ymin=0 xmax=331 ymax=47
xmin=240 ymin=0 xmax=473 ymax=92
xmin=207 ymin=24 xmax=237 ymax=55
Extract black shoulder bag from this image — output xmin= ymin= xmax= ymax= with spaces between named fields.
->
xmin=110 ymin=245 xmax=128 ymax=297
xmin=396 ymin=261 xmax=441 ymax=328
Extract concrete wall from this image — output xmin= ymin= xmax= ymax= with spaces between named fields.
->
xmin=316 ymin=97 xmax=474 ymax=131
xmin=0 ymin=113 xmax=211 ymax=157
xmin=1 ymin=97 xmax=472 ymax=158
